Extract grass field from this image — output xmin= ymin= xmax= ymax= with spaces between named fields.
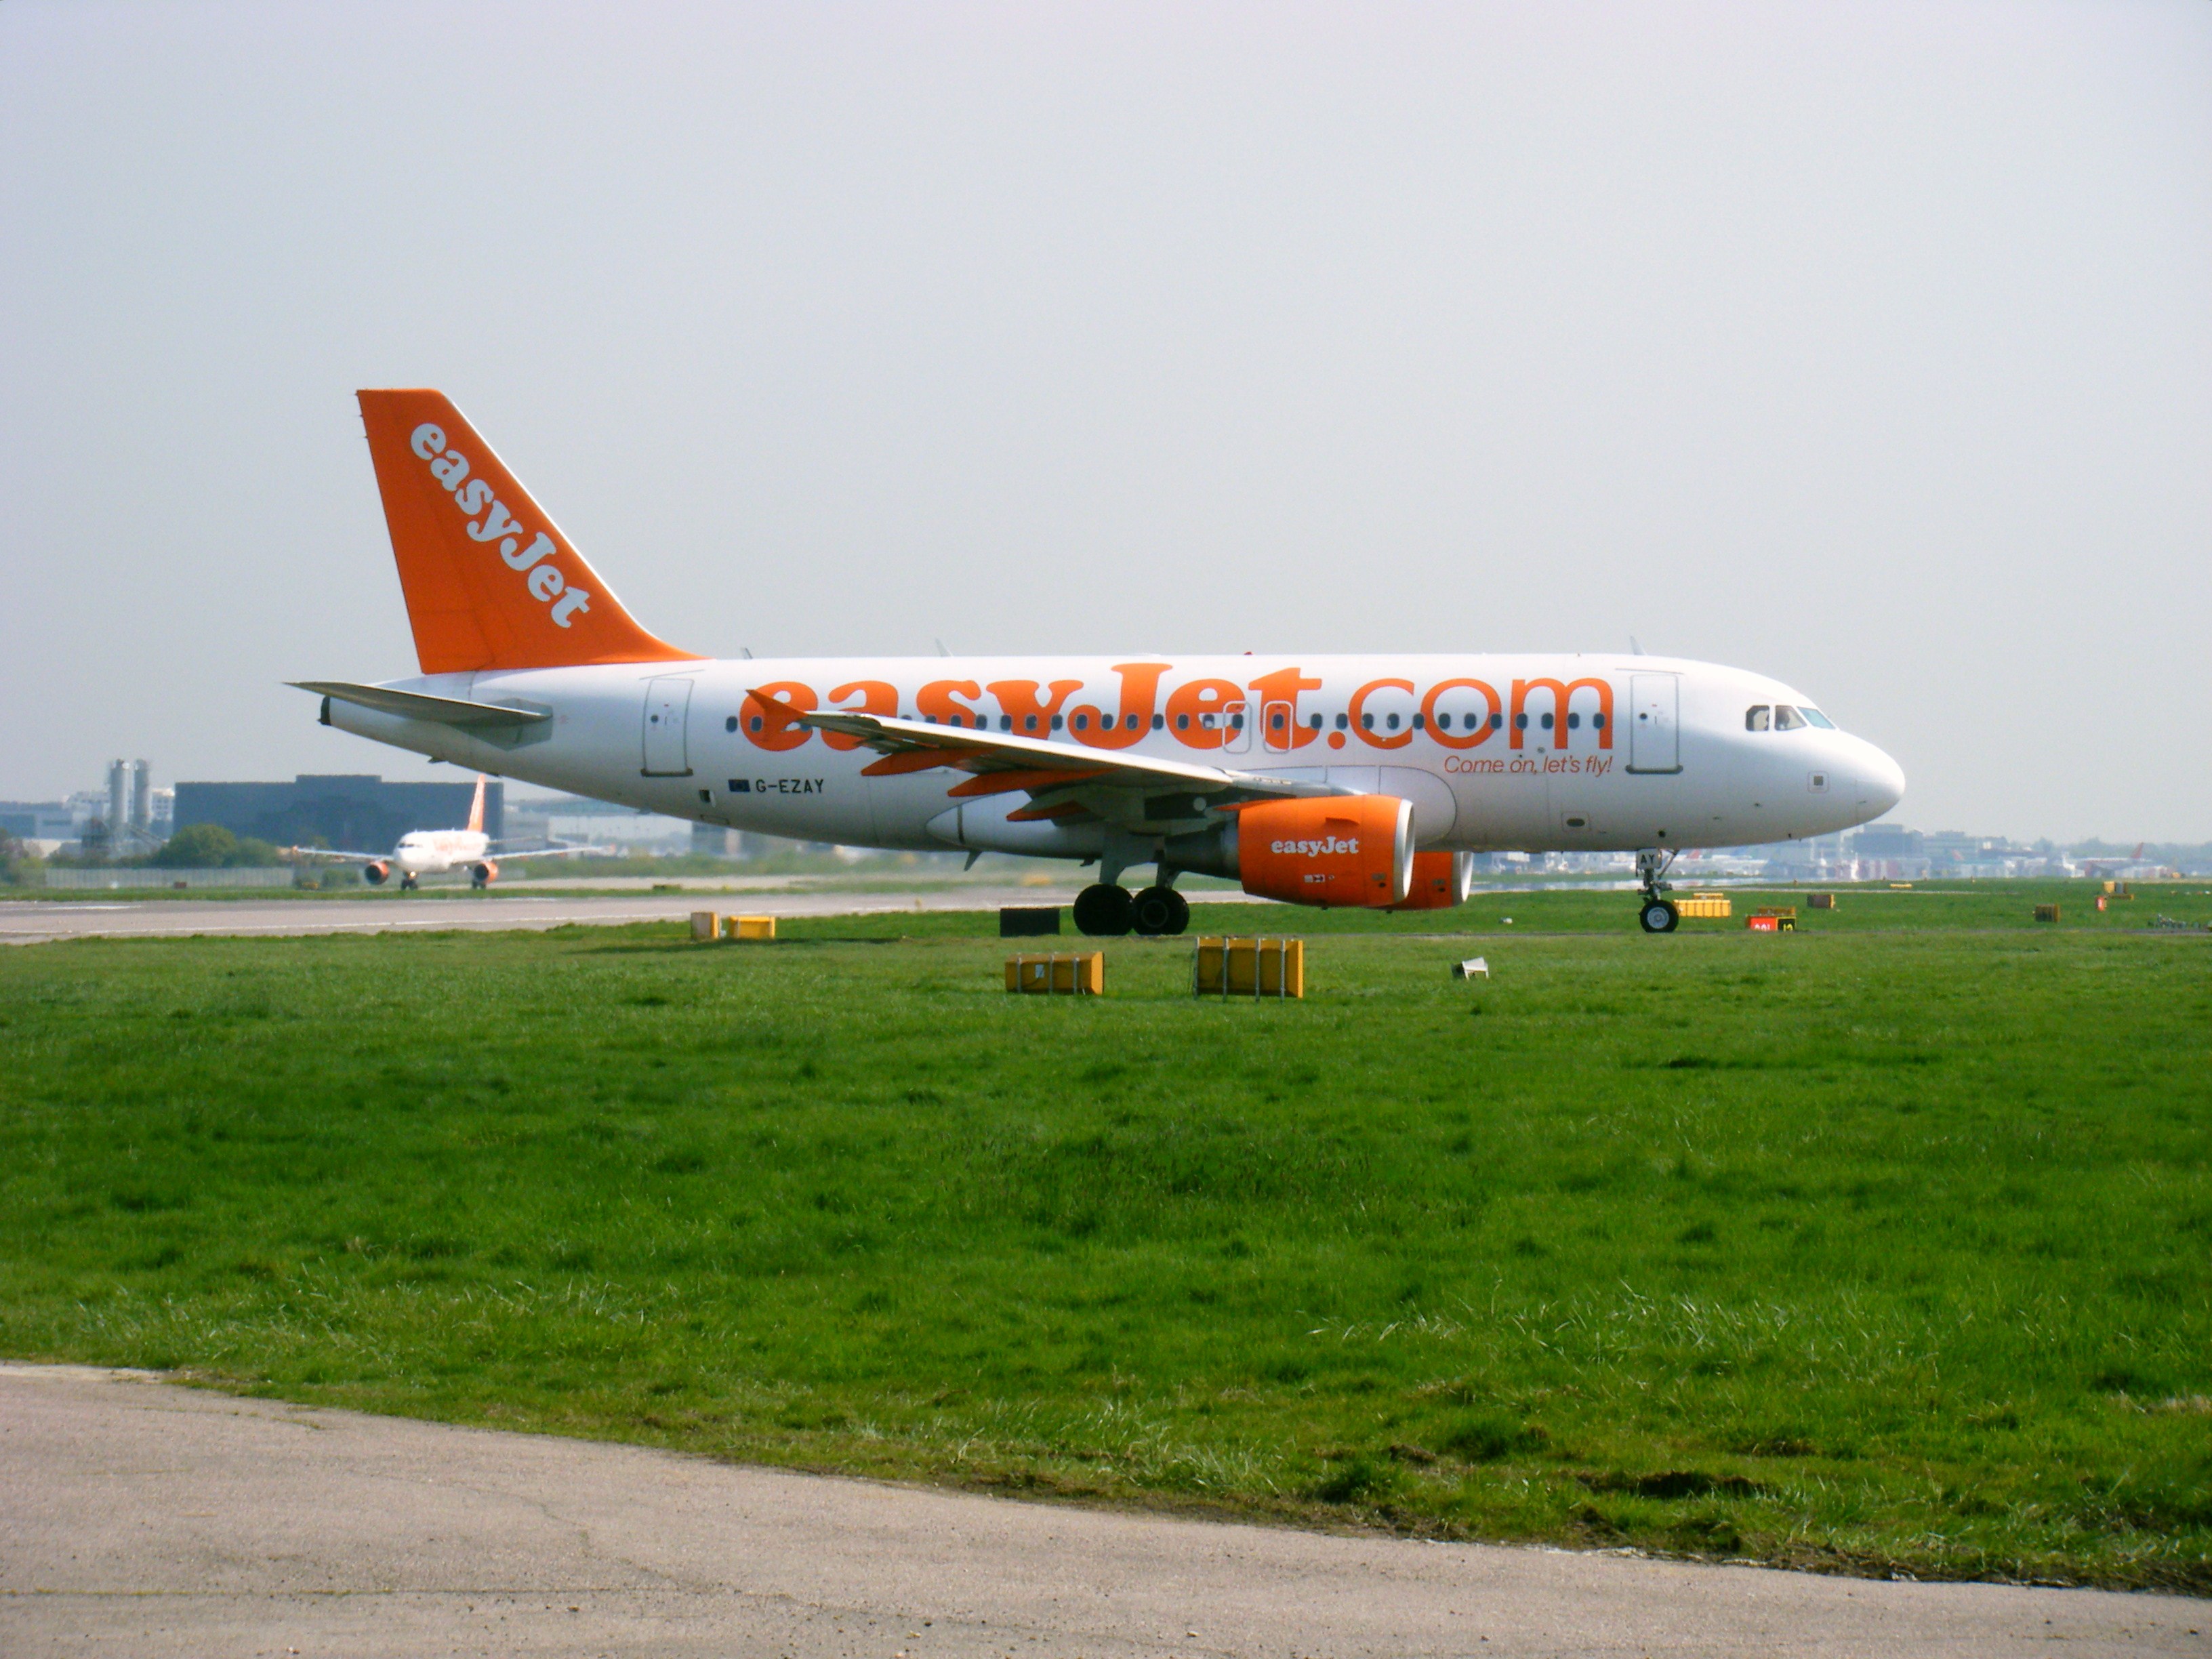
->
xmin=2 ymin=882 xmax=2208 ymax=1591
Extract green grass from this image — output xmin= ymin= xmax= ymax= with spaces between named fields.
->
xmin=1 ymin=882 xmax=2208 ymax=1591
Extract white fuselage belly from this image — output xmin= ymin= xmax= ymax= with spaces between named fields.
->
xmin=391 ymin=830 xmax=489 ymax=875
xmin=325 ymin=654 xmax=1903 ymax=857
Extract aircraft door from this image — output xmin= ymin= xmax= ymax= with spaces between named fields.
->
xmin=641 ymin=676 xmax=693 ymax=776
xmin=1222 ymin=699 xmax=1252 ymax=754
xmin=1261 ymin=701 xmax=1296 ymax=753
xmin=1627 ymin=674 xmax=1681 ymax=775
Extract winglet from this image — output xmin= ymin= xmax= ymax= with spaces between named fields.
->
xmin=356 ymin=390 xmax=701 ymax=674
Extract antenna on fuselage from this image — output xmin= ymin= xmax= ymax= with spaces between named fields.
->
xmin=935 ymin=638 xmax=951 ymax=657
xmin=1630 ymin=636 xmax=1644 ymax=655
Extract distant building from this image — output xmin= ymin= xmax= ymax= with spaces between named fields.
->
xmin=171 ymin=775 xmax=502 ymax=853
xmin=1850 ymin=825 xmax=1923 ymax=861
xmin=0 ymin=801 xmax=77 ymax=842
xmin=1847 ymin=823 xmax=1931 ymax=881
xmin=98 ymin=758 xmax=162 ymax=856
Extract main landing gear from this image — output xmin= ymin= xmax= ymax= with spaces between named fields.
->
xmin=1073 ymin=882 xmax=1190 ymax=937
xmin=1635 ymin=848 xmax=1678 ymax=934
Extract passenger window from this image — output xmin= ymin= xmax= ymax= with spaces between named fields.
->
xmin=725 ymin=716 xmax=738 ymax=733
xmin=1540 ymin=712 xmax=1554 ymax=730
xmin=1801 ymin=708 xmax=1835 ymax=729
xmin=1491 ymin=712 xmax=1504 ymax=731
xmin=1177 ymin=713 xmax=1191 ymax=731
xmin=1072 ymin=712 xmax=1088 ymax=731
xmin=1309 ymin=713 xmax=1324 ymax=730
xmin=1271 ymin=711 xmax=1285 ymax=730
xmin=1774 ymin=705 xmax=1807 ymax=731
xmin=1513 ymin=713 xmax=1528 ymax=730
xmin=1566 ymin=712 xmax=1580 ymax=729
xmin=1745 ymin=705 xmax=1771 ymax=731
xmin=1410 ymin=713 xmax=1424 ymax=730
xmin=1385 ymin=713 xmax=1399 ymax=730
xmin=1335 ymin=712 xmax=1349 ymax=731
xmin=1361 ymin=713 xmax=1375 ymax=731
xmin=1231 ymin=712 xmax=1244 ymax=730
xmin=1435 ymin=713 xmax=1451 ymax=731
xmin=1593 ymin=712 xmax=1605 ymax=729
xmin=1050 ymin=714 xmax=1063 ymax=731
xmin=1151 ymin=714 xmax=1164 ymax=731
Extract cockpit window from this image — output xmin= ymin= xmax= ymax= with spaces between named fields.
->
xmin=1801 ymin=707 xmax=1835 ymax=729
xmin=1774 ymin=705 xmax=1807 ymax=731
xmin=1745 ymin=705 xmax=1771 ymax=731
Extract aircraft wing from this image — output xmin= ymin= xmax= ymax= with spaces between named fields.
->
xmin=484 ymin=842 xmax=611 ymax=859
xmin=781 ymin=699 xmax=1343 ymax=833
xmin=283 ymin=846 xmax=390 ymax=862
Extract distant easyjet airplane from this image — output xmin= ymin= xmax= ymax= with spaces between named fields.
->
xmin=285 ymin=774 xmax=600 ymax=890
xmin=297 ymin=390 xmax=1904 ymax=935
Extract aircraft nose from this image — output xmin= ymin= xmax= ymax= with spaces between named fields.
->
xmin=1860 ymin=743 xmax=1906 ymax=817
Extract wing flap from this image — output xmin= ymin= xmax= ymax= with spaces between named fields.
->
xmin=778 ymin=698 xmax=1349 ymax=811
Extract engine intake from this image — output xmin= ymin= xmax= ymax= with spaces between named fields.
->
xmin=364 ymin=860 xmax=390 ymax=886
xmin=468 ymin=860 xmax=499 ymax=887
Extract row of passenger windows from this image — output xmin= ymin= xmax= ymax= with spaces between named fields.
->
xmin=730 ymin=708 xmax=1598 ymax=735
xmin=1744 ymin=703 xmax=1835 ymax=732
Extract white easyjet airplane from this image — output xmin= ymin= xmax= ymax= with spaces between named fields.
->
xmin=285 ymin=773 xmax=600 ymax=890
xmin=296 ymin=390 xmax=1904 ymax=935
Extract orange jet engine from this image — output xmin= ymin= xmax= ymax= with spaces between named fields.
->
xmin=1387 ymin=850 xmax=1475 ymax=910
xmin=468 ymin=860 xmax=500 ymax=888
xmin=1233 ymin=796 xmax=1414 ymax=908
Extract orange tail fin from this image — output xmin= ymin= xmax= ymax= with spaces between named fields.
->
xmin=466 ymin=775 xmax=486 ymax=834
xmin=356 ymin=390 xmax=700 ymax=674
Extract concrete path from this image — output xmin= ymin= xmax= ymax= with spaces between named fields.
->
xmin=1 ymin=1366 xmax=2201 ymax=1658
xmin=0 ymin=885 xmax=1267 ymax=945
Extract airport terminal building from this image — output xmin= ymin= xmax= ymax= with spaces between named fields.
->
xmin=171 ymin=775 xmax=502 ymax=853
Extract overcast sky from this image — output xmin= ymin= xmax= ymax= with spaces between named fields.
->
xmin=3 ymin=1 xmax=2207 ymax=838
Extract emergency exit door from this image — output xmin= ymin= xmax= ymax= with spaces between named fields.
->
xmin=1627 ymin=674 xmax=1680 ymax=775
xmin=641 ymin=677 xmax=693 ymax=776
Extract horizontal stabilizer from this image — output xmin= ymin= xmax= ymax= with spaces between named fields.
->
xmin=291 ymin=680 xmax=552 ymax=730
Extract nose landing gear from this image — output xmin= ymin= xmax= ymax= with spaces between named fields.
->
xmin=1635 ymin=848 xmax=1679 ymax=934
xmin=399 ymin=873 xmax=419 ymax=892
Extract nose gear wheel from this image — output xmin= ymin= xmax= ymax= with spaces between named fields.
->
xmin=1634 ymin=848 xmax=1677 ymax=935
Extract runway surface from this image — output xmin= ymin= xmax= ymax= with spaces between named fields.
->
xmin=1 ymin=1366 xmax=2200 ymax=1658
xmin=0 ymin=885 xmax=1266 ymax=945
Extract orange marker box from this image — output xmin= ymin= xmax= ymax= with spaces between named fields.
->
xmin=1193 ymin=937 xmax=1305 ymax=998
xmin=1005 ymin=952 xmax=1104 ymax=996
